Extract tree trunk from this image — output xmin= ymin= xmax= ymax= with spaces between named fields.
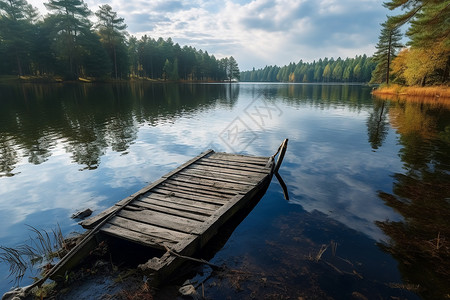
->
xmin=421 ymin=75 xmax=427 ymax=87
xmin=113 ymin=46 xmax=118 ymax=80
xmin=15 ymin=51 xmax=23 ymax=77
xmin=442 ymin=55 xmax=450 ymax=83
xmin=386 ymin=32 xmax=392 ymax=85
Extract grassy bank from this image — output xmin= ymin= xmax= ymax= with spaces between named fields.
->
xmin=372 ymin=84 xmax=450 ymax=98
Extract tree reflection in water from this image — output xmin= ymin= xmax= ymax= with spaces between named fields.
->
xmin=374 ymin=96 xmax=450 ymax=299
xmin=0 ymin=83 xmax=238 ymax=176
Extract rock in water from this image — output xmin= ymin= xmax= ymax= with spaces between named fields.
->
xmin=179 ymin=280 xmax=200 ymax=299
xmin=71 ymin=208 xmax=93 ymax=219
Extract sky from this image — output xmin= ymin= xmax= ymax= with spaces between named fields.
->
xmin=27 ymin=0 xmax=391 ymax=71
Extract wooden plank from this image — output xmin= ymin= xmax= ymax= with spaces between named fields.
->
xmin=101 ymin=223 xmax=177 ymax=249
xmin=81 ymin=149 xmax=215 ymax=229
xmin=188 ymin=164 xmax=267 ymax=178
xmin=162 ymin=180 xmax=237 ymax=196
xmin=128 ymin=201 xmax=209 ymax=222
xmin=160 ymin=181 xmax=235 ymax=198
xmin=174 ymin=172 xmax=272 ymax=253
xmin=201 ymin=157 xmax=272 ymax=171
xmin=170 ymin=174 xmax=254 ymax=192
xmin=107 ymin=216 xmax=190 ymax=242
xmin=178 ymin=168 xmax=261 ymax=185
xmin=117 ymin=209 xmax=200 ymax=234
xmin=183 ymin=166 xmax=265 ymax=181
xmin=142 ymin=193 xmax=221 ymax=212
xmin=196 ymin=160 xmax=270 ymax=174
xmin=211 ymin=152 xmax=269 ymax=161
xmin=137 ymin=196 xmax=215 ymax=215
xmin=208 ymin=153 xmax=269 ymax=164
xmin=151 ymin=188 xmax=228 ymax=205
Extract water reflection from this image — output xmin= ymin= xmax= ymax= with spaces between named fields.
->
xmin=367 ymin=100 xmax=389 ymax=150
xmin=0 ymin=83 xmax=239 ymax=176
xmin=373 ymin=96 xmax=450 ymax=299
xmin=0 ymin=84 xmax=449 ymax=299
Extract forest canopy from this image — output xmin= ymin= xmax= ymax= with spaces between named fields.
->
xmin=240 ymin=55 xmax=375 ymax=83
xmin=0 ymin=0 xmax=240 ymax=81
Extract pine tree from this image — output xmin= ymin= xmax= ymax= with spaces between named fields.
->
xmin=226 ymin=56 xmax=240 ymax=82
xmin=95 ymin=4 xmax=128 ymax=79
xmin=384 ymin=0 xmax=449 ymax=48
xmin=0 ymin=0 xmax=38 ymax=75
xmin=371 ymin=20 xmax=403 ymax=84
xmin=44 ymin=0 xmax=92 ymax=79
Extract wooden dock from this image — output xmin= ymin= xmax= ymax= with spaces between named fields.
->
xmin=44 ymin=139 xmax=287 ymax=286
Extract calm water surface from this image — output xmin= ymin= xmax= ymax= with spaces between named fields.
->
xmin=0 ymin=83 xmax=449 ymax=299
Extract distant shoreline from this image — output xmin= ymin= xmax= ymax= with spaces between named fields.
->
xmin=0 ymin=75 xmax=229 ymax=84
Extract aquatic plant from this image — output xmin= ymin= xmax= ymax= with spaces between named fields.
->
xmin=0 ymin=224 xmax=74 ymax=285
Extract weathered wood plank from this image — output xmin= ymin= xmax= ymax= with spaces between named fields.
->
xmin=173 ymin=172 xmax=272 ymax=253
xmin=211 ymin=152 xmax=269 ymax=160
xmin=128 ymin=201 xmax=209 ymax=222
xmin=142 ymin=193 xmax=221 ymax=212
xmin=101 ymin=223 xmax=177 ymax=249
xmin=117 ymin=209 xmax=201 ymax=234
xmin=195 ymin=160 xmax=269 ymax=175
xmin=162 ymin=180 xmax=237 ymax=196
xmin=160 ymin=181 xmax=235 ymax=198
xmin=182 ymin=166 xmax=265 ymax=182
xmin=178 ymin=168 xmax=261 ymax=185
xmin=80 ymin=149 xmax=215 ymax=229
xmin=200 ymin=158 xmax=272 ymax=172
xmin=208 ymin=153 xmax=269 ymax=164
xmin=170 ymin=174 xmax=253 ymax=192
xmin=107 ymin=216 xmax=190 ymax=242
xmin=151 ymin=188 xmax=228 ymax=205
xmin=188 ymin=164 xmax=267 ymax=178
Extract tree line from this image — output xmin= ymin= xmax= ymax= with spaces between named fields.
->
xmin=241 ymin=55 xmax=376 ymax=83
xmin=371 ymin=0 xmax=449 ymax=86
xmin=0 ymin=0 xmax=240 ymax=81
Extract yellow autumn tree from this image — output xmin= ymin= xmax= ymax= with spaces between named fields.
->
xmin=390 ymin=48 xmax=409 ymax=84
xmin=403 ymin=41 xmax=449 ymax=86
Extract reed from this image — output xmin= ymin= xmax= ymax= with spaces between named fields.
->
xmin=0 ymin=224 xmax=71 ymax=285
xmin=372 ymin=85 xmax=450 ymax=98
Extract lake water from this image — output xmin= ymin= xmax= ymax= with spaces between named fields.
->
xmin=0 ymin=83 xmax=449 ymax=299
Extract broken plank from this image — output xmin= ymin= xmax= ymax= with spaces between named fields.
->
xmin=117 ymin=209 xmax=200 ymax=234
xmin=160 ymin=181 xmax=235 ymax=198
xmin=142 ymin=193 xmax=221 ymax=212
xmin=151 ymin=187 xmax=228 ymax=205
xmin=136 ymin=196 xmax=215 ymax=216
xmin=128 ymin=201 xmax=209 ymax=222
xmin=101 ymin=223 xmax=177 ymax=249
xmin=107 ymin=216 xmax=191 ymax=242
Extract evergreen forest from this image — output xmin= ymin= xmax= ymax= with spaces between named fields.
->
xmin=240 ymin=55 xmax=376 ymax=83
xmin=0 ymin=0 xmax=240 ymax=81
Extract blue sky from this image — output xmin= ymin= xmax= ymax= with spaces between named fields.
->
xmin=28 ymin=0 xmax=391 ymax=70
